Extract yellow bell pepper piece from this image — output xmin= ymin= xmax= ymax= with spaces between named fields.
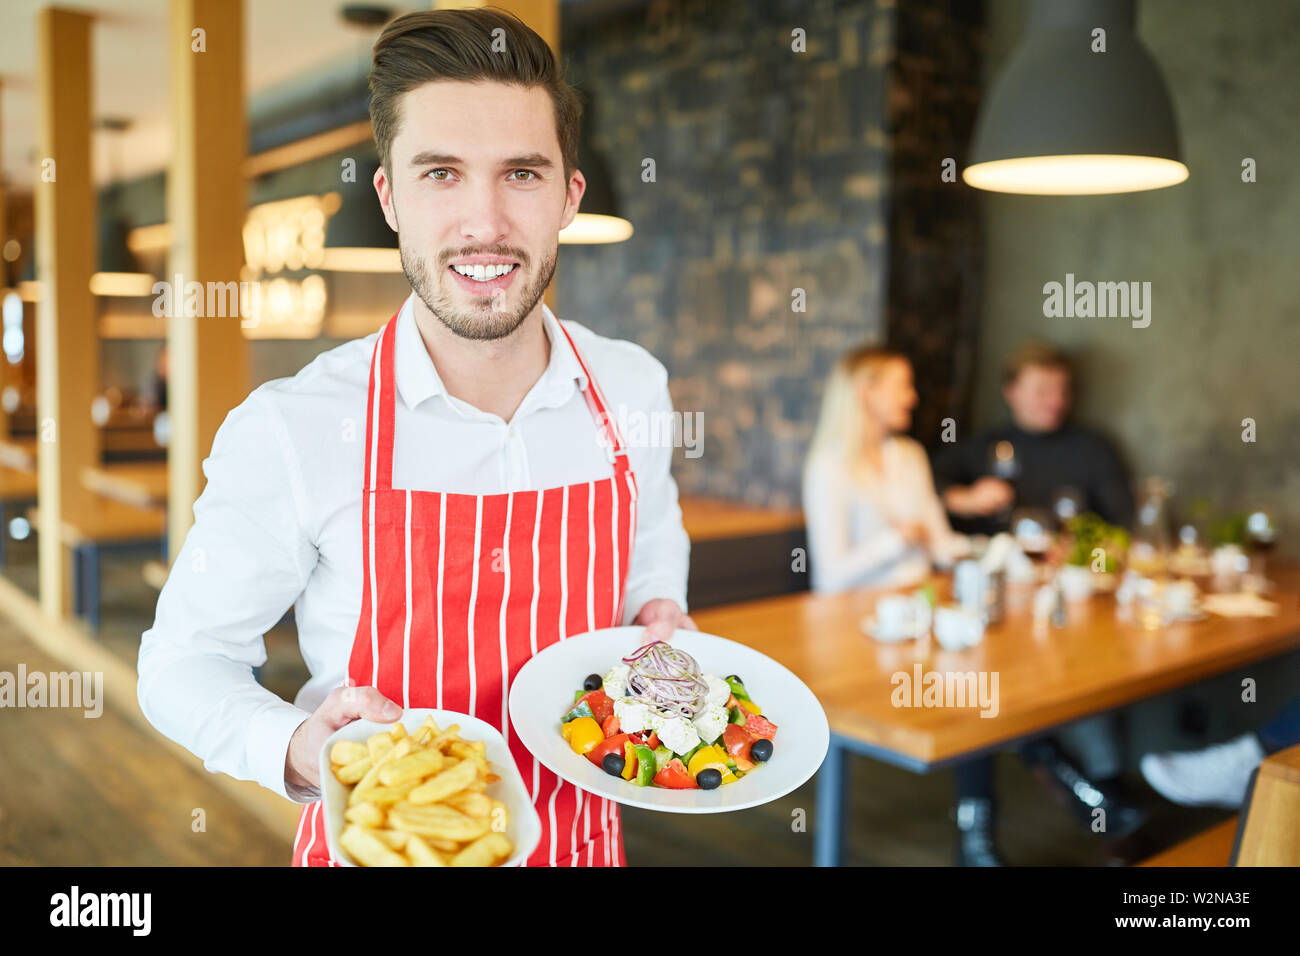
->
xmin=564 ymin=716 xmax=604 ymax=756
xmin=687 ymin=744 xmax=729 ymax=778
xmin=738 ymin=698 xmax=762 ymax=716
xmin=621 ymin=741 xmax=637 ymax=780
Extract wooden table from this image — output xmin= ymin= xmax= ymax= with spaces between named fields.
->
xmin=82 ymin=462 xmax=168 ymax=510
xmin=691 ymin=568 xmax=1300 ymax=866
xmin=677 ymin=496 xmax=804 ymax=543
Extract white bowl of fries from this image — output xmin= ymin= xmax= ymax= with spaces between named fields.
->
xmin=320 ymin=709 xmax=541 ymax=867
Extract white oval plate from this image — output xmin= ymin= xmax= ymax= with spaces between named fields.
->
xmin=508 ymin=626 xmax=829 ymax=813
xmin=319 ymin=708 xmax=542 ymax=866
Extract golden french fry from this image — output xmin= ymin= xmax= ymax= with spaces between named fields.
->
xmin=333 ymin=755 xmax=373 ymax=785
xmin=404 ymin=834 xmax=448 ymax=867
xmin=369 ymin=829 xmax=409 ymax=851
xmin=378 ymin=747 xmax=446 ymax=787
xmin=365 ymin=780 xmax=422 ymax=806
xmin=367 ymin=732 xmax=394 ymax=762
xmin=448 ymin=740 xmax=489 ymax=772
xmin=423 ymin=835 xmax=461 ymax=854
xmin=450 ymin=832 xmax=513 ymax=867
xmin=428 ymin=724 xmax=461 ymax=748
xmin=484 ymin=772 xmax=501 ymax=784
xmin=350 ymin=738 xmax=411 ymax=806
xmin=390 ymin=722 xmax=407 ymax=742
xmin=344 ymin=802 xmax=385 ymax=827
xmin=330 ymin=741 xmax=368 ymax=766
xmin=340 ymin=824 xmax=409 ymax=867
xmin=407 ymin=758 xmax=479 ymax=806
xmin=443 ymin=791 xmax=493 ymax=818
xmin=390 ymin=803 xmax=492 ymax=842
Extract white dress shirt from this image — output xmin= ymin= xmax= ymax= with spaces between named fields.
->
xmin=803 ymin=436 xmax=967 ymax=593
xmin=138 ymin=295 xmax=690 ymax=802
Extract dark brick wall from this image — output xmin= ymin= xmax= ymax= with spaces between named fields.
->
xmin=883 ymin=0 xmax=985 ymax=447
xmin=557 ymin=0 xmax=983 ymax=507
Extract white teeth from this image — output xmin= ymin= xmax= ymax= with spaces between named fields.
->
xmin=452 ymin=263 xmax=516 ymax=281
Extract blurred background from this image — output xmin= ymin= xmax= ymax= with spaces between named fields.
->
xmin=0 ymin=0 xmax=1296 ymax=866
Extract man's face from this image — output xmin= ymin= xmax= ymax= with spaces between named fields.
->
xmin=1003 ymin=364 xmax=1071 ymax=433
xmin=374 ymin=80 xmax=584 ymax=340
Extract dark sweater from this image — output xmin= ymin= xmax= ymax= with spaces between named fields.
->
xmin=931 ymin=422 xmax=1135 ymax=536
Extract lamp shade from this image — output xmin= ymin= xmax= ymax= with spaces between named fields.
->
xmin=964 ymin=0 xmax=1187 ymax=195
xmin=323 ymin=168 xmax=401 ymax=272
xmin=560 ymin=107 xmax=633 ymax=244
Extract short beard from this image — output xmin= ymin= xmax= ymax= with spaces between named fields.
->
xmin=402 ymin=241 xmax=557 ymax=342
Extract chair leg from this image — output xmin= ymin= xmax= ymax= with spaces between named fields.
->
xmin=72 ymin=545 xmax=85 ymax=616
xmin=84 ymin=545 xmax=102 ymax=633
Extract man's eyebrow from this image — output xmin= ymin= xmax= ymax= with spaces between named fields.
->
xmin=406 ymin=150 xmax=555 ymax=170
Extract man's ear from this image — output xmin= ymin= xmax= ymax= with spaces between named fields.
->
xmin=558 ymin=168 xmax=587 ymax=232
xmin=373 ymin=164 xmax=400 ymax=233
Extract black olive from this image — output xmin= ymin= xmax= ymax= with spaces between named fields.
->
xmin=750 ymin=739 xmax=773 ymax=762
xmin=601 ymin=752 xmax=625 ymax=776
xmin=583 ymin=673 xmax=603 ymax=691
xmin=697 ymin=768 xmax=722 ymax=790
xmin=726 ymin=675 xmax=744 ymax=686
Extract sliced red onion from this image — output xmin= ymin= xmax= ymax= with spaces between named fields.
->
xmin=621 ymin=640 xmax=708 ymax=719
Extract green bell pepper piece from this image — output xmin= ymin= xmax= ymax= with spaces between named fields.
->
xmin=725 ymin=677 xmax=751 ymax=702
xmin=562 ymin=698 xmax=594 ymax=723
xmin=729 ymin=706 xmax=748 ymax=725
xmin=633 ymin=744 xmax=656 ymax=786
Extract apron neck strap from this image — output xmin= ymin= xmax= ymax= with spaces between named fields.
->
xmin=364 ymin=309 xmax=633 ymax=493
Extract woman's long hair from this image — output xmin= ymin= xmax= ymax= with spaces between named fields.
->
xmin=805 ymin=345 xmax=906 ymax=485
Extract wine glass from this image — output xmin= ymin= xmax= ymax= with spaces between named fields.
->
xmin=1245 ymin=509 xmax=1277 ymax=583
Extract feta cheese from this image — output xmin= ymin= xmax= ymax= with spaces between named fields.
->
xmin=602 ymin=664 xmax=630 ymax=699
xmin=703 ymin=675 xmax=731 ymax=708
xmin=651 ymin=711 xmax=700 ymax=756
xmin=692 ymin=703 xmax=729 ymax=745
xmin=613 ymin=697 xmax=651 ymax=735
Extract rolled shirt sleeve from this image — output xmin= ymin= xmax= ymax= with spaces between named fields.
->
xmin=618 ymin=377 xmax=691 ymax=624
xmin=138 ymin=389 xmax=321 ymax=803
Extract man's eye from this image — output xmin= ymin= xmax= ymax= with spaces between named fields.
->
xmin=510 ymin=169 xmax=536 ymax=181
xmin=428 ymin=169 xmax=451 ymax=181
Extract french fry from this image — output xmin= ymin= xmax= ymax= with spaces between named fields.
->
xmin=330 ymin=740 xmax=368 ymax=766
xmin=365 ymin=780 xmax=422 ymax=806
xmin=369 ymin=829 xmax=409 ymax=851
xmin=334 ymin=755 xmax=373 ymax=785
xmin=350 ymin=738 xmax=411 ymax=806
xmin=407 ymin=758 xmax=479 ymax=806
xmin=390 ymin=721 xmax=407 ymax=741
xmin=450 ymin=832 xmax=513 ymax=867
xmin=340 ymin=824 xmax=409 ymax=867
xmin=344 ymin=802 xmax=385 ymax=827
xmin=390 ymin=803 xmax=492 ymax=842
xmin=443 ymin=791 xmax=493 ymax=818
xmin=367 ymin=733 xmax=395 ymax=764
xmin=428 ymin=724 xmax=461 ymax=751
xmin=404 ymin=834 xmax=447 ymax=867
xmin=378 ymin=747 xmax=446 ymax=787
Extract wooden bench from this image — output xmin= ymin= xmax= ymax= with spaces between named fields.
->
xmin=1137 ymin=817 xmax=1238 ymax=867
xmin=0 ymin=465 xmax=40 ymax=567
xmin=28 ymin=501 xmax=167 ymax=631
xmin=677 ymin=496 xmax=808 ymax=609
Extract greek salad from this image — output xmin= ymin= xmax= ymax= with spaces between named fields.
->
xmin=558 ymin=640 xmax=778 ymax=790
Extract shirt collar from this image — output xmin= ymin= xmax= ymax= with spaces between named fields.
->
xmin=393 ymin=293 xmax=589 ymax=414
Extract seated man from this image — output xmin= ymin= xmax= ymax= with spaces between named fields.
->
xmin=933 ymin=342 xmax=1142 ymax=864
xmin=933 ymin=340 xmax=1134 ymax=535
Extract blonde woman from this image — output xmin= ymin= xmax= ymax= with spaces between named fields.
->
xmin=803 ymin=346 xmax=967 ymax=593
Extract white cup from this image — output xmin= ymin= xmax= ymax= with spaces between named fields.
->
xmin=875 ymin=595 xmax=928 ymax=640
xmin=934 ymin=605 xmax=985 ymax=650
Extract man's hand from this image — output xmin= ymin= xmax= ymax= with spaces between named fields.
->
xmin=945 ymin=477 xmax=1015 ymax=516
xmin=285 ymin=685 xmax=402 ymax=793
xmin=633 ymin=598 xmax=697 ymax=643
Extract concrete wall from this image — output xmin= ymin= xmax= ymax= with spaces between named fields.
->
xmin=972 ymin=0 xmax=1300 ymax=553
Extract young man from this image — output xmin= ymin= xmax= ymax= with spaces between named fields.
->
xmin=138 ymin=8 xmax=692 ymax=867
xmin=934 ymin=341 xmax=1134 ymax=536
xmin=934 ymin=342 xmax=1141 ymax=864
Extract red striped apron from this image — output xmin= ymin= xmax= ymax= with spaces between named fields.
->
xmin=293 ymin=308 xmax=637 ymax=866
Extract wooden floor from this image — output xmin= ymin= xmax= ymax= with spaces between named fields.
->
xmin=0 ymin=624 xmax=290 ymax=865
xmin=0 ymin=537 xmax=1241 ymax=866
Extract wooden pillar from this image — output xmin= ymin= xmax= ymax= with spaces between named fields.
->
xmin=35 ymin=8 xmax=99 ymax=620
xmin=166 ymin=0 xmax=249 ymax=560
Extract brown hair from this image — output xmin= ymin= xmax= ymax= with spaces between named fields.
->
xmin=369 ymin=8 xmax=583 ymax=179
xmin=1002 ymin=340 xmax=1071 ymax=387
